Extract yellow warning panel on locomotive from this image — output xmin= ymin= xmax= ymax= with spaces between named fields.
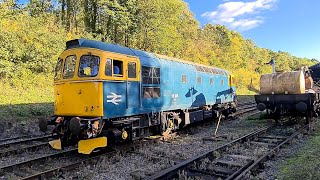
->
xmin=54 ymin=81 xmax=103 ymax=117
xmin=78 ymin=137 xmax=107 ymax=154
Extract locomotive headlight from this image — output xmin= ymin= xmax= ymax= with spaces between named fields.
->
xmin=122 ymin=130 xmax=128 ymax=140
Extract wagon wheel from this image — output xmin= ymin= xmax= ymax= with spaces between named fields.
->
xmin=305 ymin=112 xmax=312 ymax=124
xmin=270 ymin=112 xmax=279 ymax=124
xmin=274 ymin=116 xmax=279 ymax=125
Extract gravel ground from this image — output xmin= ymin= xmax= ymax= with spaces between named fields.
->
xmin=63 ymin=111 xmax=271 ymax=180
xmin=0 ymin=146 xmax=77 ymax=179
xmin=0 ymin=113 xmax=315 ymax=180
xmin=0 ymin=98 xmax=270 ymax=180
xmin=2 ymin=98 xmax=318 ymax=180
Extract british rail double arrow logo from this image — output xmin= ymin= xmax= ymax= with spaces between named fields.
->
xmin=107 ymin=92 xmax=122 ymax=105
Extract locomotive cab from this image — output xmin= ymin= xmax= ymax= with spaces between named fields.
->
xmin=40 ymin=40 xmax=140 ymax=154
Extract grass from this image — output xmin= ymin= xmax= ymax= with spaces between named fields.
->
xmin=246 ymin=113 xmax=270 ymax=123
xmin=237 ymin=95 xmax=255 ymax=103
xmin=0 ymin=103 xmax=53 ymax=122
xmin=0 ymin=74 xmax=54 ymax=122
xmin=236 ymin=87 xmax=257 ymax=103
xmin=0 ymin=74 xmax=54 ymax=104
xmin=278 ymin=121 xmax=320 ymax=180
xmin=237 ymin=87 xmax=258 ymax=96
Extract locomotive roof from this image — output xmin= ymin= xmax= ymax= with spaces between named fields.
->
xmin=66 ymin=39 xmax=230 ymax=75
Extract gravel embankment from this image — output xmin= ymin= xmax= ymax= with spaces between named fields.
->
xmin=67 ymin=112 xmax=271 ymax=180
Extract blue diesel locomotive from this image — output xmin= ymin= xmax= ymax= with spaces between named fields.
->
xmin=39 ymin=39 xmax=237 ymax=154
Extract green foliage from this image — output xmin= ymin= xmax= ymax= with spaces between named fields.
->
xmin=0 ymin=73 xmax=53 ymax=104
xmin=0 ymin=73 xmax=54 ymax=121
xmin=133 ymin=0 xmax=195 ymax=56
xmin=0 ymin=9 xmax=66 ymax=77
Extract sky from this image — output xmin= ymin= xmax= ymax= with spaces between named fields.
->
xmin=183 ymin=0 xmax=320 ymax=60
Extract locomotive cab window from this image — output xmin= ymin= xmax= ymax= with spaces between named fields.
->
xmin=63 ymin=55 xmax=76 ymax=79
xmin=128 ymin=62 xmax=136 ymax=78
xmin=113 ymin=60 xmax=123 ymax=76
xmin=105 ymin=59 xmax=124 ymax=77
xmin=54 ymin=58 xmax=63 ymax=80
xmin=105 ymin=59 xmax=112 ymax=76
xmin=78 ymin=55 xmax=100 ymax=77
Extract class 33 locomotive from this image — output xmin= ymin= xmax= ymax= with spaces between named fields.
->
xmin=39 ymin=39 xmax=237 ymax=154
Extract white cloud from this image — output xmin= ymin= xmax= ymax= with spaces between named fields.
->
xmin=230 ymin=18 xmax=263 ymax=31
xmin=202 ymin=0 xmax=277 ymax=31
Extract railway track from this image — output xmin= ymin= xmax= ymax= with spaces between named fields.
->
xmin=233 ymin=102 xmax=257 ymax=117
xmin=0 ymin=134 xmax=54 ymax=157
xmin=0 ymin=135 xmax=29 ymax=143
xmin=0 ymin=146 xmax=121 ymax=180
xmin=237 ymin=101 xmax=255 ymax=106
xmin=0 ymin=101 xmax=259 ymax=179
xmin=0 ymin=101 xmax=256 ymax=155
xmin=145 ymin=123 xmax=310 ymax=180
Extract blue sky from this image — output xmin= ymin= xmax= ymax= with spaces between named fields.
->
xmin=184 ymin=0 xmax=320 ymax=60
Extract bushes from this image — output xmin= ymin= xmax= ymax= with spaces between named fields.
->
xmin=0 ymin=12 xmax=66 ymax=77
xmin=0 ymin=73 xmax=54 ymax=121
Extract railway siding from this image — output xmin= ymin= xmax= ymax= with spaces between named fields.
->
xmin=145 ymin=123 xmax=311 ymax=180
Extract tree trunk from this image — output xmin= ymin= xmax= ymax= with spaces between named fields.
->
xmin=84 ymin=0 xmax=90 ymax=32
xmin=91 ymin=0 xmax=97 ymax=33
xmin=66 ymin=0 xmax=71 ymax=31
xmin=61 ymin=0 xmax=65 ymax=26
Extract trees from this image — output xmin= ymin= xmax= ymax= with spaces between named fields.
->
xmin=0 ymin=4 xmax=66 ymax=78
xmin=96 ymin=0 xmax=140 ymax=45
xmin=134 ymin=0 xmax=189 ymax=55
xmin=0 ymin=0 xmax=317 ymax=94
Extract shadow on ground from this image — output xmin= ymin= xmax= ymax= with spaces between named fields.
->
xmin=0 ymin=103 xmax=53 ymax=138
xmin=0 ymin=103 xmax=53 ymax=121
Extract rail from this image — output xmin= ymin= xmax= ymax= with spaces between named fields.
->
xmin=145 ymin=123 xmax=309 ymax=180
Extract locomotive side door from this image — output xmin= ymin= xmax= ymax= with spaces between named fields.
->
xmin=103 ymin=54 xmax=140 ymax=118
xmin=126 ymin=58 xmax=140 ymax=110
